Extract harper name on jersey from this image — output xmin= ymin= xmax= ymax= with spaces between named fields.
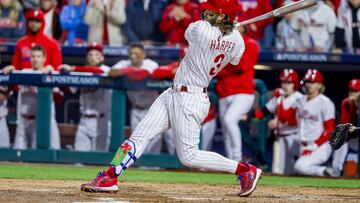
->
xmin=209 ymin=38 xmax=236 ymax=52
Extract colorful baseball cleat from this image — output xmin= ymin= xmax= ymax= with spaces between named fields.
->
xmin=237 ymin=164 xmax=262 ymax=197
xmin=81 ymin=170 xmax=118 ymax=193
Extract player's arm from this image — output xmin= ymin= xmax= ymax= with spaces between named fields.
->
xmin=340 ymin=99 xmax=352 ymax=124
xmin=151 ymin=62 xmax=178 ymax=80
xmin=315 ymin=101 xmax=336 ymax=146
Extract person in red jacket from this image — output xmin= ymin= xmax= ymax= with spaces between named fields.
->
xmin=216 ymin=34 xmax=260 ymax=161
xmin=338 ymin=79 xmax=360 ymax=176
xmin=237 ymin=0 xmax=273 ymax=41
xmin=159 ymin=0 xmax=201 ymax=44
xmin=3 ymin=10 xmax=62 ymax=73
xmin=341 ymin=79 xmax=360 ymax=125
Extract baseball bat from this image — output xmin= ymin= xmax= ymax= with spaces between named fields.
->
xmin=236 ymin=0 xmax=317 ymax=26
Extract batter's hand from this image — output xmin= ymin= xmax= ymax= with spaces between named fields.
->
xmin=330 ymin=123 xmax=359 ymax=150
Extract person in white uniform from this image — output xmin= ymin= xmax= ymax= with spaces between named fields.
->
xmin=257 ymin=69 xmax=302 ymax=175
xmin=294 ymin=69 xmax=345 ymax=177
xmin=59 ymin=43 xmax=112 ymax=152
xmin=0 ymin=86 xmax=10 ymax=148
xmin=13 ymin=45 xmax=60 ymax=150
xmin=110 ymin=44 xmax=174 ymax=154
xmin=81 ymin=0 xmax=262 ymax=197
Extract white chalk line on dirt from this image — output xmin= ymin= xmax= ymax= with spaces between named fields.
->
xmin=73 ymin=198 xmax=130 ymax=203
xmin=171 ymin=196 xmax=223 ymax=201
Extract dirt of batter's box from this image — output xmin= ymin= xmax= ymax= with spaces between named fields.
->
xmin=0 ymin=179 xmax=360 ymax=203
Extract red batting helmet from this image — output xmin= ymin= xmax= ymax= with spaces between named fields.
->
xmin=303 ymin=69 xmax=324 ymax=83
xmin=279 ymin=69 xmax=299 ymax=90
xmin=200 ymin=0 xmax=239 ymax=22
xmin=87 ymin=42 xmax=103 ymax=53
xmin=349 ymin=79 xmax=360 ymax=91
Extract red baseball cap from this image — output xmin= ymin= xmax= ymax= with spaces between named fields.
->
xmin=87 ymin=42 xmax=103 ymax=53
xmin=279 ymin=69 xmax=299 ymax=90
xmin=349 ymin=79 xmax=360 ymax=91
xmin=303 ymin=69 xmax=324 ymax=83
xmin=200 ymin=0 xmax=239 ymax=22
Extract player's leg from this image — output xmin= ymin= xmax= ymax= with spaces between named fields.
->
xmin=95 ymin=115 xmax=110 ymax=151
xmin=50 ymin=116 xmax=61 ymax=150
xmin=200 ymin=118 xmax=216 ymax=151
xmin=163 ymin=129 xmax=176 ymax=154
xmin=294 ymin=143 xmax=332 ymax=176
xmin=131 ymin=108 xmax=162 ymax=154
xmin=221 ymin=94 xmax=255 ymax=161
xmin=74 ymin=118 xmax=93 ymax=151
xmin=0 ymin=116 xmax=10 ymax=148
xmin=81 ymin=89 xmax=172 ymax=192
xmin=13 ymin=118 xmax=27 ymax=149
xmin=169 ymin=92 xmax=261 ymax=196
xmin=218 ymin=97 xmax=232 ymax=158
xmin=330 ymin=143 xmax=348 ymax=177
xmin=284 ymin=133 xmax=300 ymax=175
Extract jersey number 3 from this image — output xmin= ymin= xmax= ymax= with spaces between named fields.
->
xmin=209 ymin=54 xmax=225 ymax=76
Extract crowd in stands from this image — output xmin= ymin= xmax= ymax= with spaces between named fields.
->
xmin=0 ymin=0 xmax=359 ymax=52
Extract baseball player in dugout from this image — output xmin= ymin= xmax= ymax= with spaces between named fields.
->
xmin=81 ymin=0 xmax=262 ymax=196
xmin=2 ymin=10 xmax=62 ymax=74
xmin=328 ymin=79 xmax=360 ymax=175
xmin=294 ymin=69 xmax=345 ymax=177
xmin=12 ymin=45 xmax=61 ymax=149
xmin=255 ymin=69 xmax=302 ymax=175
xmin=215 ymin=26 xmax=259 ymax=162
xmin=109 ymin=44 xmax=174 ymax=155
xmin=59 ymin=43 xmax=112 ymax=152
xmin=0 ymin=85 xmax=10 ymax=148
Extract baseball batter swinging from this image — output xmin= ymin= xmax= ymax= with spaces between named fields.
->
xmin=81 ymin=0 xmax=262 ymax=197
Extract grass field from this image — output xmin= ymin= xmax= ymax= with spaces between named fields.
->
xmin=0 ymin=163 xmax=359 ymax=188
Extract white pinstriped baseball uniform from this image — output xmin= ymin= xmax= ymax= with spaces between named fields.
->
xmin=0 ymin=92 xmax=9 ymax=148
xmin=115 ymin=20 xmax=246 ymax=174
xmin=13 ymin=85 xmax=60 ymax=150
xmin=294 ymin=94 xmax=339 ymax=176
xmin=113 ymin=59 xmax=175 ymax=154
xmin=74 ymin=65 xmax=112 ymax=152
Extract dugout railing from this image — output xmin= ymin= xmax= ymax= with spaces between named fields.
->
xmin=0 ymin=71 xmax=268 ymax=169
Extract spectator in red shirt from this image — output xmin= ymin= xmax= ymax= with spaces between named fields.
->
xmin=3 ymin=10 xmax=62 ymax=72
xmin=237 ymin=0 xmax=273 ymax=41
xmin=216 ymin=33 xmax=260 ymax=161
xmin=159 ymin=0 xmax=201 ymax=44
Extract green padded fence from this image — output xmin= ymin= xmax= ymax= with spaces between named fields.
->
xmin=0 ymin=79 xmax=268 ymax=169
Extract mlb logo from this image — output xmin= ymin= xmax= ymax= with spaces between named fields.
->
xmin=43 ymin=75 xmax=52 ymax=83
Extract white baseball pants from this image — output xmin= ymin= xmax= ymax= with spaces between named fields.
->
xmin=201 ymin=118 xmax=217 ymax=151
xmin=219 ymin=93 xmax=255 ymax=161
xmin=131 ymin=108 xmax=176 ymax=154
xmin=294 ymin=143 xmax=332 ymax=176
xmin=0 ymin=116 xmax=10 ymax=148
xmin=127 ymin=88 xmax=238 ymax=173
xmin=13 ymin=117 xmax=60 ymax=149
xmin=74 ymin=115 xmax=110 ymax=151
xmin=276 ymin=133 xmax=300 ymax=175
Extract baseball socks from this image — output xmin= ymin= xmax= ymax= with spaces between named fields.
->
xmin=235 ymin=162 xmax=250 ymax=175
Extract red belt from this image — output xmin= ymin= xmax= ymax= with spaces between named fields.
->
xmin=22 ymin=115 xmax=36 ymax=120
xmin=172 ymin=85 xmax=207 ymax=93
